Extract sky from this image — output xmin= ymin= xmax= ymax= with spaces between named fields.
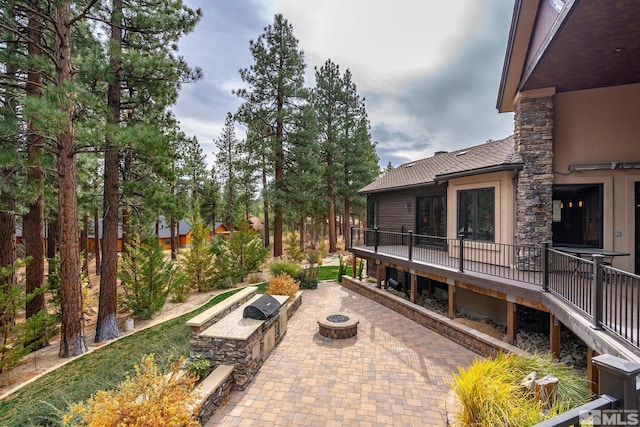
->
xmin=172 ymin=0 xmax=516 ymax=169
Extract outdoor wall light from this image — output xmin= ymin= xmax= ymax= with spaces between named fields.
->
xmin=406 ymin=202 xmax=411 ymax=209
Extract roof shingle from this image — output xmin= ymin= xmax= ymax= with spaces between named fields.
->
xmin=359 ymin=135 xmax=521 ymax=194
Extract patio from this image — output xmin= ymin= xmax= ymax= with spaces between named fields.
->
xmin=205 ymin=281 xmax=478 ymax=426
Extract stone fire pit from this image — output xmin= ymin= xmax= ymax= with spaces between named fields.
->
xmin=317 ymin=314 xmax=359 ymax=339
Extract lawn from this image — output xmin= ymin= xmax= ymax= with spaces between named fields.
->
xmin=0 ymin=289 xmax=239 ymax=427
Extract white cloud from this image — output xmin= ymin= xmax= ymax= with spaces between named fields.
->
xmin=277 ymin=0 xmax=484 ymax=91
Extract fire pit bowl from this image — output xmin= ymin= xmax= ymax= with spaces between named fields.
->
xmin=318 ymin=314 xmax=359 ymax=339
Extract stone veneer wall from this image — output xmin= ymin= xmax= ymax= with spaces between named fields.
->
xmin=190 ymin=313 xmax=284 ymax=390
xmin=514 ymin=94 xmax=554 ymax=247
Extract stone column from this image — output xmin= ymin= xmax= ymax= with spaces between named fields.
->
xmin=514 ymin=91 xmax=554 ymax=266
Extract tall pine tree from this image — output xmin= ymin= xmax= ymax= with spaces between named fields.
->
xmin=235 ymin=14 xmax=307 ymax=258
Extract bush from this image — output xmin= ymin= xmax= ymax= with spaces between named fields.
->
xmin=184 ymin=352 xmax=211 ymax=382
xmin=268 ymin=260 xmax=301 ymax=279
xmin=451 ymin=352 xmax=591 ymax=427
xmin=0 ymin=261 xmax=57 ymax=374
xmin=285 ymin=231 xmax=305 ymax=263
xmin=266 ymin=273 xmax=299 ymax=300
xmin=178 ymin=208 xmax=214 ymax=294
xmin=210 ymin=220 xmax=269 ymax=287
xmin=62 ymin=354 xmax=199 ymax=427
xmin=295 ymin=267 xmax=318 ymax=290
xmin=119 ymin=229 xmax=179 ymax=319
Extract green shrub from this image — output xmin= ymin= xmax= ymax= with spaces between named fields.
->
xmin=285 ymin=231 xmax=304 ymax=263
xmin=295 ymin=267 xmax=318 ymax=289
xmin=268 ymin=260 xmax=301 ymax=279
xmin=184 ymin=352 xmax=211 ymax=381
xmin=211 ymin=220 xmax=269 ymax=287
xmin=178 ymin=208 xmax=215 ymax=294
xmin=0 ymin=261 xmax=57 ymax=374
xmin=119 ymin=230 xmax=178 ymax=319
xmin=451 ymin=352 xmax=591 ymax=427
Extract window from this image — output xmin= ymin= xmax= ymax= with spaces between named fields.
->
xmin=367 ymin=197 xmax=378 ymax=228
xmin=552 ymin=184 xmax=602 ymax=247
xmin=417 ymin=195 xmax=446 ymax=236
xmin=457 ymin=188 xmax=495 ymax=241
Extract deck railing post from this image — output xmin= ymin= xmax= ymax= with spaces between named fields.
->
xmin=458 ymin=233 xmax=465 ymax=273
xmin=408 ymin=230 xmax=413 ymax=261
xmin=542 ymin=242 xmax=549 ymax=292
xmin=350 ymin=226 xmax=354 ymax=249
xmin=592 ymin=354 xmax=640 ymax=412
xmin=592 ymin=254 xmax=604 ymax=329
xmin=374 ymin=226 xmax=379 ymax=254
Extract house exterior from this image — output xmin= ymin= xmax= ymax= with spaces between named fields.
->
xmin=157 ymin=218 xmax=230 ymax=250
xmin=350 ymin=0 xmax=640 ymax=371
xmin=86 ymin=218 xmax=230 ymax=252
xmin=498 ymin=0 xmax=640 ymax=274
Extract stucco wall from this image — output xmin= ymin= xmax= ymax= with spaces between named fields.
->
xmin=554 ymin=84 xmax=640 ymax=271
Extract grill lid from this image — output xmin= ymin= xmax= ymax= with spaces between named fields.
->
xmin=243 ymin=294 xmax=281 ymax=320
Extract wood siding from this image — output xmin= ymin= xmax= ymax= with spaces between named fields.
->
xmin=370 ymin=185 xmax=446 ymax=232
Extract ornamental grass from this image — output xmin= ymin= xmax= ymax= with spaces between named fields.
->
xmin=451 ymin=352 xmax=591 ymax=427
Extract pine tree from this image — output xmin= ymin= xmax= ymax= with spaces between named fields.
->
xmin=94 ymin=0 xmax=201 ymax=342
xmin=215 ymin=113 xmax=241 ymax=229
xmin=235 ymin=14 xmax=307 ymax=258
xmin=312 ymin=59 xmax=343 ymax=253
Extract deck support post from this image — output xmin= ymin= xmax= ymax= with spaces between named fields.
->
xmin=376 ymin=263 xmax=385 ymax=289
xmin=351 ymin=256 xmax=357 ymax=278
xmin=448 ymin=282 xmax=456 ymax=319
xmin=550 ymin=314 xmax=561 ymax=360
xmin=410 ymin=270 xmax=417 ymax=303
xmin=506 ymin=300 xmax=517 ymax=345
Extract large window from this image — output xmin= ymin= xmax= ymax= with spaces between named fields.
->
xmin=367 ymin=197 xmax=378 ymax=228
xmin=552 ymin=184 xmax=602 ymax=247
xmin=457 ymin=188 xmax=495 ymax=241
xmin=417 ymin=195 xmax=446 ymax=236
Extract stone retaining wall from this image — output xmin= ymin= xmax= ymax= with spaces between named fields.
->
xmin=342 ymin=277 xmax=524 ymax=357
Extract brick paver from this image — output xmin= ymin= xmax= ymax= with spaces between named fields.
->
xmin=206 ymin=281 xmax=478 ymax=426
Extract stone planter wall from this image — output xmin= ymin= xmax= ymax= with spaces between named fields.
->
xmin=342 ymin=276 xmax=523 ymax=357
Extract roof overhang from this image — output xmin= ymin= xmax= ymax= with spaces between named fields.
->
xmin=434 ymin=163 xmax=524 ymax=183
xmin=497 ymin=0 xmax=640 ymax=113
xmin=497 ymin=0 xmax=541 ymax=112
xmin=358 ymin=181 xmax=440 ymax=196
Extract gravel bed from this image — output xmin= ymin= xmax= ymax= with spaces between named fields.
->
xmin=386 ymin=288 xmax=587 ymax=371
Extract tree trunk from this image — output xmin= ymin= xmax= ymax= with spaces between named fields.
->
xmin=56 ymin=2 xmax=87 ymax=357
xmin=47 ymin=219 xmax=59 ymax=274
xmin=80 ymin=215 xmax=89 ymax=276
xmin=0 ymin=204 xmax=16 ymax=292
xmin=121 ymin=149 xmax=131 ymax=254
xmin=299 ymin=217 xmax=305 ymax=250
xmin=24 ymin=7 xmax=46 ymax=321
xmin=170 ymin=216 xmax=177 ymax=260
xmin=273 ymin=105 xmax=284 ymax=258
xmin=262 ymin=165 xmax=270 ymax=248
xmin=96 ymin=0 xmax=123 ymax=343
xmin=343 ymin=198 xmax=351 ymax=251
xmin=328 ymin=194 xmax=337 ymax=253
xmin=93 ymin=208 xmax=101 ymax=275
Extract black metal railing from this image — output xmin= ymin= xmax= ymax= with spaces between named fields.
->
xmin=350 ymin=227 xmax=544 ymax=284
xmin=350 ymin=227 xmax=640 ymax=350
